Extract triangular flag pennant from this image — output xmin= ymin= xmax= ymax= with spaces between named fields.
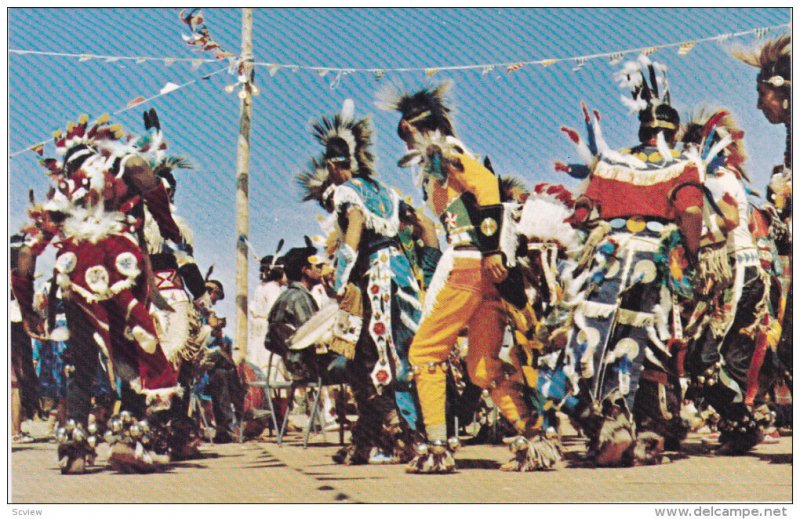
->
xmin=288 ymin=65 xmax=299 ymax=72
xmin=105 ymin=57 xmax=122 ymax=63
xmin=191 ymin=59 xmax=203 ymax=70
xmin=506 ymin=62 xmax=525 ymax=73
xmin=716 ymin=33 xmax=733 ymax=42
xmin=163 ymin=58 xmax=176 ymax=66
xmin=135 ymin=57 xmax=147 ymax=64
xmin=30 ymin=143 xmax=45 ymax=156
xmin=318 ymin=69 xmax=330 ymax=77
xmin=267 ymin=64 xmax=281 ymax=77
xmin=572 ymin=57 xmax=588 ymax=71
xmin=609 ymin=53 xmax=624 ymax=65
xmin=678 ymin=42 xmax=696 ymax=55
xmin=201 ymin=74 xmax=212 ymax=80
xmin=481 ymin=65 xmax=495 ymax=75
xmin=425 ymin=68 xmax=440 ymax=77
xmin=755 ymin=27 xmax=770 ymax=39
xmin=160 ymin=82 xmax=180 ymax=95
xmin=540 ymin=59 xmax=558 ymax=67
xmin=127 ymin=96 xmax=146 ymax=108
xmin=374 ymin=70 xmax=385 ymax=81
xmin=78 ymin=54 xmax=93 ymax=62
xmin=642 ymin=47 xmax=658 ymax=56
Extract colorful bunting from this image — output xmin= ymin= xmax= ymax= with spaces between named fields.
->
xmin=7 ymin=22 xmax=790 ymax=159
xmin=180 ymin=8 xmax=234 ymax=62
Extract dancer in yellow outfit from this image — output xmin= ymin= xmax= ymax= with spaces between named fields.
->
xmin=380 ymin=82 xmax=560 ymax=473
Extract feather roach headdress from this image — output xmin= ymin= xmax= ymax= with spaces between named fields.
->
xmin=310 ymin=99 xmax=375 ymax=179
xmin=296 ymin=155 xmax=336 ymax=210
xmin=499 ymin=175 xmax=528 ymax=203
xmin=615 ymin=55 xmax=679 ymax=141
xmin=136 ymin=109 xmax=193 ymax=197
xmin=682 ymin=108 xmax=748 ymax=180
xmin=733 ymin=34 xmax=791 ymax=88
xmin=40 ymin=113 xmax=128 ymax=178
xmin=377 ymin=81 xmax=456 ymax=138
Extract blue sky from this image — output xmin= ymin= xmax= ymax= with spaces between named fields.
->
xmin=8 ymin=8 xmax=791 ymax=320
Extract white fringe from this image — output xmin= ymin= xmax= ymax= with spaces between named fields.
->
xmin=579 ymin=301 xmax=617 ymax=319
xmin=399 ymin=311 xmax=419 ymax=333
xmin=395 ymin=287 xmax=423 ymax=311
xmin=616 ymin=308 xmax=654 ymax=327
xmin=144 ymin=208 xmax=193 ymax=253
xmin=500 ymin=203 xmax=521 ymax=268
xmin=333 ymin=185 xmax=399 ymax=237
xmin=593 ymin=158 xmax=692 ymax=187
xmin=420 ymin=247 xmax=455 ymax=321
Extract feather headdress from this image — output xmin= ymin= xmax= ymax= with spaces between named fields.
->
xmin=41 ymin=113 xmax=128 ymax=177
xmin=376 ymin=81 xmax=456 ymax=137
xmin=499 ymin=175 xmax=528 ymax=203
xmin=733 ymin=34 xmax=791 ymax=86
xmin=681 ymin=108 xmax=748 ymax=180
xmin=296 ymin=155 xmax=336 ymax=209
xmin=136 ymin=109 xmax=193 ymax=190
xmin=614 ymin=55 xmax=678 ymax=134
xmin=310 ymin=99 xmax=375 ymax=179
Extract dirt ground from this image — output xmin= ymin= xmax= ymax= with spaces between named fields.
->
xmin=9 ymin=417 xmax=792 ymax=504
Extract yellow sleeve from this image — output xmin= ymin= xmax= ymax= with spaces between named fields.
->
xmin=451 ymin=153 xmax=500 ymax=206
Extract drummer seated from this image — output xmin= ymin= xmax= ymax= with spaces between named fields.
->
xmin=265 ymin=247 xmax=347 ymax=385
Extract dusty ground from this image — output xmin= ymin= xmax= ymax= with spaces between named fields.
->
xmin=10 ymin=418 xmax=792 ymax=504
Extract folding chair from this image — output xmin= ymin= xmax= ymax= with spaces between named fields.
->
xmin=247 ymin=352 xmax=292 ymax=443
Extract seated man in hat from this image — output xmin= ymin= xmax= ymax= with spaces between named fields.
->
xmin=199 ymin=279 xmax=245 ymax=443
xmin=266 ymin=247 xmax=346 ymax=385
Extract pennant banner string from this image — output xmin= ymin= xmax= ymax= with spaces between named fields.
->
xmin=8 ymin=22 xmax=788 ymax=77
xmin=8 ymin=22 xmax=789 ymax=158
xmin=247 ymin=23 xmax=788 ymax=74
xmin=9 ymin=67 xmax=228 ymax=158
xmin=9 ymin=48 xmax=225 ymax=65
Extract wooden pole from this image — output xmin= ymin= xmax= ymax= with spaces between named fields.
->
xmin=235 ymin=8 xmax=254 ymax=360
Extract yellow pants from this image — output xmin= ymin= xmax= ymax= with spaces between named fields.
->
xmin=409 ymin=256 xmax=529 ymax=441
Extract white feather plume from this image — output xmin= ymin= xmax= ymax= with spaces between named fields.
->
xmin=518 ymin=194 xmax=581 ymax=252
xmin=620 ymin=94 xmax=647 ymax=113
xmin=341 ymin=98 xmax=355 ymax=122
xmin=656 ymin=132 xmax=674 ymax=165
